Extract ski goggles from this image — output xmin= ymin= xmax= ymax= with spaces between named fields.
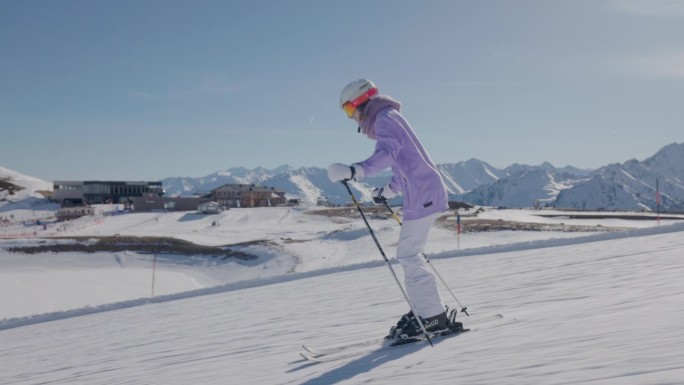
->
xmin=342 ymin=102 xmax=358 ymax=118
xmin=341 ymin=87 xmax=378 ymax=118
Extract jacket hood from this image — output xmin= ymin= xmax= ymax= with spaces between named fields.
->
xmin=358 ymin=95 xmax=401 ymax=139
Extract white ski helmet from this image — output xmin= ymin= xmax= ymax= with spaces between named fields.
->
xmin=339 ymin=79 xmax=378 ymax=117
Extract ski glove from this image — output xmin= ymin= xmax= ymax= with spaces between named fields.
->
xmin=371 ymin=183 xmax=399 ymax=204
xmin=327 ymin=163 xmax=365 ymax=183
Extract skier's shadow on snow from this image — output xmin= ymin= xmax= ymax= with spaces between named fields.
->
xmin=291 ymin=341 xmax=434 ymax=385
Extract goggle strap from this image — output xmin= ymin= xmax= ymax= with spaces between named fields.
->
xmin=348 ymin=87 xmax=378 ymax=108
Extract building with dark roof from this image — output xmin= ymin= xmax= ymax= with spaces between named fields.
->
xmin=211 ymin=184 xmax=286 ymax=208
xmin=53 ymin=181 xmax=163 ymax=206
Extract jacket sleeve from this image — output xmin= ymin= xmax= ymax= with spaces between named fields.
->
xmin=356 ymin=113 xmax=403 ymax=177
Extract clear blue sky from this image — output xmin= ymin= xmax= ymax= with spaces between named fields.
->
xmin=1 ymin=0 xmax=683 ymax=181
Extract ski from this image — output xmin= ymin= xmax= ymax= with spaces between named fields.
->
xmin=301 ymin=328 xmax=469 ymax=363
xmin=302 ymin=313 xmax=502 ymax=358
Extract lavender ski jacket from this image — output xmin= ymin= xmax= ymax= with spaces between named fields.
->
xmin=355 ymin=101 xmax=448 ymax=220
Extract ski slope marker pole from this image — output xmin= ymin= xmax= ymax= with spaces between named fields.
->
xmin=342 ymin=180 xmax=434 ymax=347
xmin=380 ymin=198 xmax=469 ymax=317
xmin=457 ymin=212 xmax=461 ymax=250
xmin=151 ymin=253 xmax=157 ymax=298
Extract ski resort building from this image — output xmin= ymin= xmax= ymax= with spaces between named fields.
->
xmin=210 ymin=184 xmax=286 ymax=208
xmin=53 ymin=180 xmax=164 ymax=206
xmin=129 ymin=193 xmax=203 ymax=212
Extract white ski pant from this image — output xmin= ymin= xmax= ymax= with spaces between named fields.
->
xmin=396 ymin=212 xmax=445 ymax=319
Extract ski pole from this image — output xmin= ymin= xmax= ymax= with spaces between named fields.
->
xmin=342 ymin=180 xmax=434 ymax=347
xmin=379 ymin=198 xmax=469 ymax=317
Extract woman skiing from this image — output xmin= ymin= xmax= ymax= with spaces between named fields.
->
xmin=327 ymin=79 xmax=450 ymax=340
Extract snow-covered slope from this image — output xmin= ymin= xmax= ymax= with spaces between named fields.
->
xmin=0 ymin=166 xmax=52 ymax=208
xmin=462 ymin=169 xmax=584 ymax=208
xmin=1 ymin=219 xmax=683 ymax=384
xmin=12 ymin=204 xmax=659 ymax=321
xmin=557 ymin=151 xmax=684 ymax=211
xmin=643 ymin=142 xmax=684 ymax=183
xmin=555 ymin=172 xmax=640 ymax=210
xmin=437 ymin=158 xmax=504 ymax=194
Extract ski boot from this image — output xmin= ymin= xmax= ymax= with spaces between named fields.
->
xmin=385 ymin=307 xmax=466 ymax=345
xmin=384 ymin=310 xmax=417 ymax=341
xmin=385 ymin=311 xmax=451 ymax=345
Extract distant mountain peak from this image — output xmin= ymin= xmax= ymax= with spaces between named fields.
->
xmin=156 ymin=142 xmax=684 ymax=210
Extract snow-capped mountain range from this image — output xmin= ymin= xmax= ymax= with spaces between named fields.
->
xmin=2 ymin=143 xmax=683 ymax=211
xmin=162 ymin=143 xmax=684 ymax=211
